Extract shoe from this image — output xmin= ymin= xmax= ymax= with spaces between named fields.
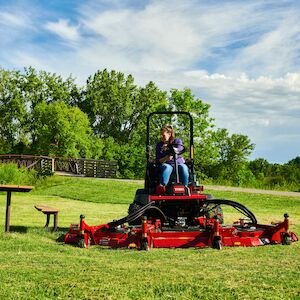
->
xmin=156 ymin=184 xmax=166 ymax=195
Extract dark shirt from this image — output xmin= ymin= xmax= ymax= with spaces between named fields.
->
xmin=156 ymin=138 xmax=185 ymax=165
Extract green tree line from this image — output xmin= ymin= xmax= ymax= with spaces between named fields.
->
xmin=0 ymin=66 xmax=299 ymax=190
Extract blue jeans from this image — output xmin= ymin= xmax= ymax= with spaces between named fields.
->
xmin=159 ymin=163 xmax=189 ymax=186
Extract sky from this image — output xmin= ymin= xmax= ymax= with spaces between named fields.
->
xmin=0 ymin=0 xmax=299 ymax=164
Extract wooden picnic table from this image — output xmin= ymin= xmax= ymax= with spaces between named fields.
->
xmin=0 ymin=184 xmax=34 ymax=232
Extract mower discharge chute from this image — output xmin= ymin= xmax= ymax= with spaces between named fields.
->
xmin=64 ymin=112 xmax=298 ymax=250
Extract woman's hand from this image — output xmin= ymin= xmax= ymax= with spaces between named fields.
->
xmin=159 ymin=154 xmax=173 ymax=163
xmin=161 ymin=144 xmax=169 ymax=151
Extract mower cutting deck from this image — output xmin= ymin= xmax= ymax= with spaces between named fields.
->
xmin=64 ymin=197 xmax=298 ymax=250
xmin=64 ymin=111 xmax=298 ymax=250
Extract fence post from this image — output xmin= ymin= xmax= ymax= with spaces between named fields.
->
xmin=51 ymin=158 xmax=55 ymax=173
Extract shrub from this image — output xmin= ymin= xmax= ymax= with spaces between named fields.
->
xmin=0 ymin=163 xmax=37 ymax=185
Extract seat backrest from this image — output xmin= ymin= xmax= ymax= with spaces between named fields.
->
xmin=145 ymin=162 xmax=159 ymax=193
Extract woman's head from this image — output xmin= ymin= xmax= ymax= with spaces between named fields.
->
xmin=160 ymin=124 xmax=175 ymax=142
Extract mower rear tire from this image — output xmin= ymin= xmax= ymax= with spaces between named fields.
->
xmin=133 ymin=189 xmax=149 ymax=206
xmin=128 ymin=202 xmax=143 ymax=225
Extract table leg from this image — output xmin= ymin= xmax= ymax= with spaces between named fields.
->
xmin=5 ymin=191 xmax=11 ymax=232
xmin=45 ymin=214 xmax=50 ymax=227
xmin=53 ymin=213 xmax=58 ymax=231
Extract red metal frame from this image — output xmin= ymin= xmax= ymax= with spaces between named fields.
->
xmin=64 ymin=213 xmax=298 ymax=250
xmin=149 ymin=194 xmax=208 ymax=201
xmin=64 ymin=180 xmax=298 ymax=250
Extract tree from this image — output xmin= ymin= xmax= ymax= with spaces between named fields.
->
xmin=32 ymin=101 xmax=99 ymax=158
xmin=168 ymin=88 xmax=214 ymax=138
xmin=249 ymin=158 xmax=270 ymax=179
xmin=212 ymin=129 xmax=255 ymax=164
xmin=0 ymin=68 xmax=26 ymax=152
xmin=82 ymin=69 xmax=168 ymax=144
xmin=287 ymin=156 xmax=300 ymax=167
xmin=21 ymin=67 xmax=81 ymax=146
xmin=21 ymin=66 xmax=81 ymax=108
xmin=206 ymin=128 xmax=255 ymax=184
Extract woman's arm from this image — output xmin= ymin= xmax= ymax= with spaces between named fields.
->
xmin=156 ymin=142 xmax=173 ymax=163
xmin=159 ymin=154 xmax=173 ymax=163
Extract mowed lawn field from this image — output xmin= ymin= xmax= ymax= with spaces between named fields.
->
xmin=0 ymin=177 xmax=299 ymax=300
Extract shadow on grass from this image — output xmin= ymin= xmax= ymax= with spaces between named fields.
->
xmin=55 ymin=227 xmax=70 ymax=232
xmin=9 ymin=225 xmax=28 ymax=233
xmin=7 ymin=225 xmax=70 ymax=234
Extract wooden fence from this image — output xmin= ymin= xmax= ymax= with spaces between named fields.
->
xmin=54 ymin=158 xmax=118 ymax=178
xmin=0 ymin=155 xmax=118 ymax=178
xmin=0 ymin=154 xmax=54 ymax=175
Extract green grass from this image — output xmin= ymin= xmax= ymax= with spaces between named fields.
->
xmin=33 ymin=176 xmax=142 ymax=204
xmin=0 ymin=176 xmax=299 ymax=299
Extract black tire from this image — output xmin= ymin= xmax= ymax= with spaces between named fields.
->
xmin=78 ymin=238 xmax=87 ymax=248
xmin=135 ymin=189 xmax=146 ymax=195
xmin=282 ymin=233 xmax=292 ymax=245
xmin=212 ymin=237 xmax=222 ymax=250
xmin=140 ymin=239 xmax=149 ymax=251
xmin=133 ymin=189 xmax=149 ymax=206
xmin=128 ymin=202 xmax=143 ymax=225
xmin=204 ymin=199 xmax=257 ymax=225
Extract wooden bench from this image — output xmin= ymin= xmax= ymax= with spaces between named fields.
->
xmin=34 ymin=205 xmax=59 ymax=231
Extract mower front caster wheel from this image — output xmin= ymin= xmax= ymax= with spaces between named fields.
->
xmin=78 ymin=238 xmax=90 ymax=248
xmin=282 ymin=233 xmax=292 ymax=245
xmin=140 ymin=239 xmax=150 ymax=251
xmin=212 ymin=237 xmax=222 ymax=250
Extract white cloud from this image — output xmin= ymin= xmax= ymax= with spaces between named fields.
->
xmin=0 ymin=11 xmax=27 ymax=27
xmin=224 ymin=16 xmax=300 ymax=77
xmin=80 ymin=5 xmax=200 ymax=71
xmin=76 ymin=0 xmax=300 ymax=78
xmin=45 ymin=19 xmax=80 ymax=42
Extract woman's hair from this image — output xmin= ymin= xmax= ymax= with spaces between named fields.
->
xmin=160 ymin=124 xmax=175 ymax=141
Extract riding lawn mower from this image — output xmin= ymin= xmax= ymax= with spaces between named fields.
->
xmin=64 ymin=112 xmax=298 ymax=250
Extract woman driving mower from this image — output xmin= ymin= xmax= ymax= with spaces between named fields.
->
xmin=155 ymin=124 xmax=189 ymax=194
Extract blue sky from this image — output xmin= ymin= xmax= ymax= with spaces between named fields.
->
xmin=1 ymin=0 xmax=300 ymax=163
